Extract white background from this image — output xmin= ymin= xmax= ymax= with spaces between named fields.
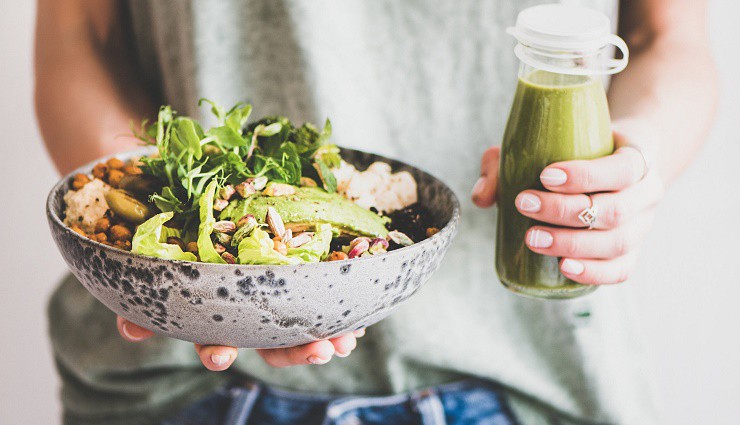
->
xmin=1 ymin=1 xmax=738 ymax=424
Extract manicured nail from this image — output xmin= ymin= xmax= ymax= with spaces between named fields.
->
xmin=471 ymin=177 xmax=486 ymax=199
xmin=334 ymin=350 xmax=351 ymax=358
xmin=527 ymin=229 xmax=553 ymax=249
xmin=122 ymin=322 xmax=144 ymax=341
xmin=354 ymin=329 xmax=366 ymax=337
xmin=561 ymin=259 xmax=585 ymax=275
xmin=308 ymin=355 xmax=330 ymax=365
xmin=517 ymin=193 xmax=541 ymax=213
xmin=211 ymin=354 xmax=230 ymax=366
xmin=540 ymin=168 xmax=567 ymax=186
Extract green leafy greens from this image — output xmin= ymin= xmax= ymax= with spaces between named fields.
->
xmin=135 ymin=100 xmax=339 ymax=225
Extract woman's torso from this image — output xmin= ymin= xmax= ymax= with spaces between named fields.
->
xmin=50 ymin=1 xmax=660 ymax=424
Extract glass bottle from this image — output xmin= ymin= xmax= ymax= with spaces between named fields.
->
xmin=496 ymin=4 xmax=629 ymax=299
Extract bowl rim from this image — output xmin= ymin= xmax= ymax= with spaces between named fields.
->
xmin=47 ymin=146 xmax=461 ymax=270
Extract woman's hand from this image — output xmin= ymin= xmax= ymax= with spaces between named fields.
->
xmin=116 ymin=316 xmax=364 ymax=371
xmin=473 ymin=119 xmax=664 ymax=285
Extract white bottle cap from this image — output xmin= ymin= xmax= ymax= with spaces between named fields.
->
xmin=507 ymin=4 xmax=628 ymax=75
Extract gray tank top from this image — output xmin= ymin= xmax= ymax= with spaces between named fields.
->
xmin=49 ymin=1 xmax=660 ymax=424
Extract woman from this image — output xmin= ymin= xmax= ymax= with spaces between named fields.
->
xmin=36 ymin=0 xmax=716 ymax=424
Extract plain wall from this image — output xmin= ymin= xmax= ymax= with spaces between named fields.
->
xmin=1 ymin=1 xmax=738 ymax=424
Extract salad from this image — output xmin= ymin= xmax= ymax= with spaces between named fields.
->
xmin=62 ymin=101 xmax=438 ymax=265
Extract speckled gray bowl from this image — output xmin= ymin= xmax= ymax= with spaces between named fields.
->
xmin=47 ymin=148 xmax=459 ymax=348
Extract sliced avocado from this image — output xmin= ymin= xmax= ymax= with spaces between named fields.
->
xmin=220 ymin=187 xmax=389 ymax=238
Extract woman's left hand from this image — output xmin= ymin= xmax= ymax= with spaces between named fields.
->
xmin=473 ymin=119 xmax=665 ymax=285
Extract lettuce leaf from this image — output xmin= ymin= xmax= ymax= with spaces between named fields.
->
xmin=131 ymin=212 xmax=197 ymax=261
xmin=287 ymin=223 xmax=333 ymax=263
xmin=237 ymin=228 xmax=302 ymax=265
xmin=196 ymin=181 xmax=227 ymax=264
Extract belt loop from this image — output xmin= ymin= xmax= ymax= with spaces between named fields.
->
xmin=412 ymin=388 xmax=447 ymax=425
xmin=223 ymin=382 xmax=262 ymax=425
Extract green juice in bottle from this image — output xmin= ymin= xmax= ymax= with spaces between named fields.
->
xmin=496 ymin=5 xmax=629 ymax=299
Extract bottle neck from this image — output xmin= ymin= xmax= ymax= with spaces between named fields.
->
xmin=518 ymin=63 xmax=598 ymax=87
xmin=513 ymin=37 xmax=628 ymax=78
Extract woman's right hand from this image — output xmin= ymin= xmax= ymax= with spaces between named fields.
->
xmin=116 ymin=316 xmax=364 ymax=371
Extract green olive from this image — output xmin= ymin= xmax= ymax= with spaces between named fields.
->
xmin=105 ymin=189 xmax=156 ymax=224
xmin=118 ymin=174 xmax=163 ymax=198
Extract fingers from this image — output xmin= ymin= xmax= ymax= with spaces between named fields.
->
xmin=559 ymin=252 xmax=639 ymax=285
xmin=515 ymin=174 xmax=664 ymax=229
xmin=540 ymin=147 xmax=647 ymax=194
xmin=525 ymin=219 xmax=649 ymax=260
xmin=116 ymin=316 xmax=154 ymax=342
xmin=194 ymin=344 xmax=238 ymax=372
xmin=330 ymin=334 xmax=357 ymax=358
xmin=472 ymin=146 xmax=501 ymax=208
xmin=256 ymin=329 xmax=366 ymax=368
xmin=257 ymin=340 xmax=336 ymax=368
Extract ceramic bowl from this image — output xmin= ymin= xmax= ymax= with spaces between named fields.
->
xmin=47 ymin=148 xmax=459 ymax=348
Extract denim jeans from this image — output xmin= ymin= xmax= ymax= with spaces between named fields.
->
xmin=161 ymin=379 xmax=518 ymax=425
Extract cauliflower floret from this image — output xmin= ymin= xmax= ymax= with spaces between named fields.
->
xmin=63 ymin=178 xmax=111 ymax=234
xmin=332 ymin=161 xmax=418 ymax=213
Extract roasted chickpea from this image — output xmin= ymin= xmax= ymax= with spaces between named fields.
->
xmin=71 ymin=173 xmax=91 ymax=190
xmin=122 ymin=165 xmax=143 ymax=175
xmin=328 ymin=251 xmax=348 ymax=261
xmin=107 ymin=169 xmax=125 ymax=188
xmin=186 ymin=242 xmax=199 ymax=254
xmin=426 ymin=227 xmax=440 ymax=238
xmin=109 ymin=224 xmax=133 ymax=242
xmin=92 ymin=163 xmax=108 ymax=179
xmin=93 ymin=232 xmax=108 ymax=243
xmin=94 ymin=217 xmax=111 ymax=233
xmin=106 ymin=157 xmax=125 ymax=170
xmin=166 ymin=237 xmax=186 ymax=251
xmin=114 ymin=240 xmax=132 ymax=251
xmin=69 ymin=225 xmax=86 ymax=237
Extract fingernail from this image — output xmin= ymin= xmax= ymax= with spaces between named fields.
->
xmin=471 ymin=177 xmax=486 ymax=199
xmin=354 ymin=329 xmax=366 ymax=337
xmin=562 ymin=259 xmax=585 ymax=275
xmin=517 ymin=193 xmax=541 ymax=213
xmin=308 ymin=355 xmax=330 ymax=365
xmin=334 ymin=350 xmax=352 ymax=358
xmin=211 ymin=354 xmax=230 ymax=366
xmin=540 ymin=168 xmax=567 ymax=186
xmin=527 ymin=229 xmax=553 ymax=249
xmin=122 ymin=322 xmax=144 ymax=341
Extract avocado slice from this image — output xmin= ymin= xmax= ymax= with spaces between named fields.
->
xmin=220 ymin=187 xmax=389 ymax=238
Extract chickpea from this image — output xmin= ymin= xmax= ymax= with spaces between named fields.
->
xmin=94 ymin=217 xmax=111 ymax=233
xmin=166 ymin=237 xmax=186 ymax=251
xmin=114 ymin=240 xmax=132 ymax=251
xmin=109 ymin=224 xmax=133 ymax=242
xmin=92 ymin=163 xmax=108 ymax=179
xmin=426 ymin=227 xmax=440 ymax=238
xmin=122 ymin=165 xmax=143 ymax=175
xmin=71 ymin=173 xmax=91 ymax=190
xmin=106 ymin=157 xmax=125 ymax=170
xmin=69 ymin=225 xmax=86 ymax=237
xmin=328 ymin=251 xmax=348 ymax=261
xmin=93 ymin=232 xmax=108 ymax=243
xmin=186 ymin=242 xmax=199 ymax=254
xmin=107 ymin=169 xmax=125 ymax=188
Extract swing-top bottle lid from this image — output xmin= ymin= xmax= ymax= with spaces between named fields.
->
xmin=507 ymin=4 xmax=613 ymax=52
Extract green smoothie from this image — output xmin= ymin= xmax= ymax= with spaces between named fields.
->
xmin=496 ymin=70 xmax=613 ymax=299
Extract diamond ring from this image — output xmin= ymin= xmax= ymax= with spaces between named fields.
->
xmin=578 ymin=195 xmax=598 ymax=229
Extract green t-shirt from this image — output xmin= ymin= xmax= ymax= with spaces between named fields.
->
xmin=49 ymin=1 xmax=659 ymax=424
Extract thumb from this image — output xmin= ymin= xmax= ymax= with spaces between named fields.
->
xmin=471 ymin=146 xmax=501 ymax=208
